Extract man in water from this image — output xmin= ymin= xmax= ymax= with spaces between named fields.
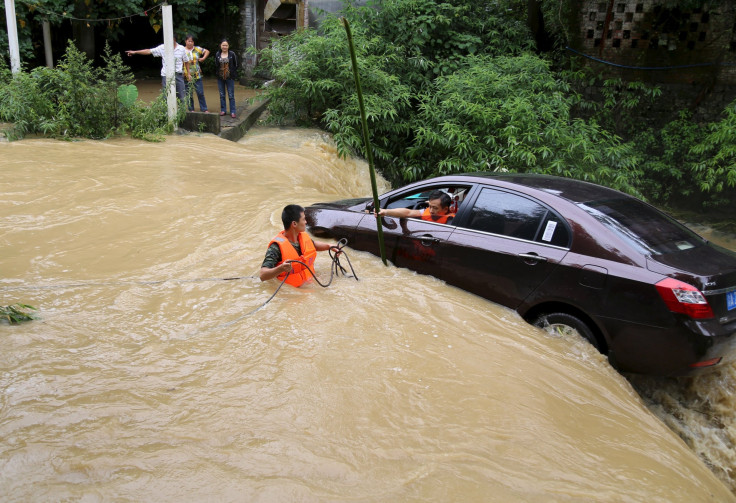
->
xmin=260 ymin=205 xmax=337 ymax=287
xmin=375 ymin=190 xmax=455 ymax=224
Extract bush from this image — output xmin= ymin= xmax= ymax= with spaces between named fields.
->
xmin=0 ymin=41 xmax=183 ymax=141
xmin=256 ymin=0 xmax=734 ymax=211
xmin=404 ymin=54 xmax=641 ymax=193
xmin=257 ymin=0 xmax=642 ymax=191
xmin=690 ymin=100 xmax=736 ymax=208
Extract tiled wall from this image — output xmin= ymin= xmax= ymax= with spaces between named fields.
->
xmin=574 ymin=1 xmax=736 ymax=119
xmin=583 ymin=2 xmax=717 ymax=53
xmin=577 ymin=2 xmax=735 ymax=75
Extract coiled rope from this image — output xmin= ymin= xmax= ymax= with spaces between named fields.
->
xmin=201 ymin=238 xmax=358 ymax=331
xmin=238 ymin=238 xmax=357 ymax=316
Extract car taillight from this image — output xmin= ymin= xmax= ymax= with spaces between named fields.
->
xmin=689 ymin=357 xmax=722 ymax=368
xmin=655 ymin=278 xmax=714 ymax=319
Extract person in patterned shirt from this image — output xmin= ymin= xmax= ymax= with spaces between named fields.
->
xmin=183 ymin=34 xmax=210 ymax=112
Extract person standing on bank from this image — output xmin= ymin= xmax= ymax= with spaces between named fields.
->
xmin=260 ymin=205 xmax=338 ymax=287
xmin=126 ymin=38 xmax=187 ymax=103
xmin=183 ymin=34 xmax=209 ymax=112
xmin=215 ymin=38 xmax=239 ymax=118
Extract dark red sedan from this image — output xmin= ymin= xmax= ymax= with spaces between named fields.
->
xmin=305 ymin=173 xmax=736 ymax=376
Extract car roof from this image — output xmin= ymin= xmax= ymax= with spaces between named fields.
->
xmin=449 ymin=172 xmax=628 ymax=205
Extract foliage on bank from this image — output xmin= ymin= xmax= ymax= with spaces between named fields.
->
xmin=256 ymin=0 xmax=736 ymax=212
xmin=0 ymin=42 xmax=183 ymax=141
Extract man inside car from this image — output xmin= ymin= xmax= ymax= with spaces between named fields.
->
xmin=375 ymin=190 xmax=455 ymax=224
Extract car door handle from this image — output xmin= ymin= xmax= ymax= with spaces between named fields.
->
xmin=518 ymin=252 xmax=547 ymax=263
xmin=419 ymin=235 xmax=441 ymax=246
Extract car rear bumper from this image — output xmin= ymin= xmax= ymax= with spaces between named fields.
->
xmin=600 ymin=315 xmax=736 ymax=376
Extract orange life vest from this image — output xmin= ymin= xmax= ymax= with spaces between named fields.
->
xmin=268 ymin=230 xmax=317 ymax=287
xmin=421 ymin=207 xmax=455 ymax=224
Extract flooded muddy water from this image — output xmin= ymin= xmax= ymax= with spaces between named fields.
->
xmin=1 ymin=129 xmax=735 ymax=501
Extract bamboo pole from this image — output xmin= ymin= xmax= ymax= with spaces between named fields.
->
xmin=341 ymin=17 xmax=388 ymax=266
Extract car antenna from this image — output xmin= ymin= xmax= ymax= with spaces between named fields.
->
xmin=341 ymin=17 xmax=388 ymax=266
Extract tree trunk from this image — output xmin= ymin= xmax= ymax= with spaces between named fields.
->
xmin=72 ymin=0 xmax=95 ymax=61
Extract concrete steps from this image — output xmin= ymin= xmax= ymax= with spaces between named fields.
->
xmin=181 ymin=97 xmax=270 ymax=141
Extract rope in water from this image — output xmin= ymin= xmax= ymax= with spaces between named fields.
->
xmin=0 ymin=239 xmax=356 ymax=292
xmin=2 ymin=239 xmax=359 ymax=328
xmin=200 ymin=238 xmax=359 ymax=330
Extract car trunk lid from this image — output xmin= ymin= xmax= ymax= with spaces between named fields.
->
xmin=647 ymin=243 xmax=736 ymax=323
xmin=308 ymin=197 xmax=371 ymax=211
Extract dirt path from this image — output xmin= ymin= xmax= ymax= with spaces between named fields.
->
xmin=134 ymin=77 xmax=261 ymax=113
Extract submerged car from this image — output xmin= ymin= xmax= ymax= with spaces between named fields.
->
xmin=306 ymin=173 xmax=736 ymax=376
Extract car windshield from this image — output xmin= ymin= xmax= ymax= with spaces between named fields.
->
xmin=579 ymin=198 xmax=705 ymax=255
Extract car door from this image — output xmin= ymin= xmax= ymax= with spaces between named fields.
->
xmin=443 ymin=187 xmax=570 ymax=310
xmin=351 ymin=185 xmax=467 ymax=277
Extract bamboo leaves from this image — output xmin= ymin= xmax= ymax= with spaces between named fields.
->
xmin=1 ymin=304 xmax=37 ymax=324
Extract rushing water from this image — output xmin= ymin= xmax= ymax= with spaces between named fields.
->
xmin=1 ymin=129 xmax=735 ymax=502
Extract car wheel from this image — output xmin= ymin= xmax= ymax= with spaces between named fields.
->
xmin=533 ymin=312 xmax=602 ymax=352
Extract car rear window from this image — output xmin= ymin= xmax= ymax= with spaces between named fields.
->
xmin=579 ymin=198 xmax=705 ymax=255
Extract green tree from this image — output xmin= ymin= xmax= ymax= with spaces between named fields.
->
xmin=257 ymin=14 xmax=413 ymax=165
xmin=349 ymin=0 xmax=533 ymax=86
xmin=404 ymin=54 xmax=640 ymax=193
xmin=690 ymin=101 xmax=736 ymax=208
xmin=0 ymin=0 xmax=205 ymax=66
xmin=258 ymin=0 xmax=640 ymax=191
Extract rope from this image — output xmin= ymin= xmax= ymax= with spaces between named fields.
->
xmin=1 ymin=239 xmax=359 ymax=331
xmin=198 ymin=238 xmax=358 ymax=330
xmin=0 ymin=239 xmax=356 ymax=294
xmin=0 ymin=276 xmax=256 ymax=292
xmin=292 ymin=238 xmax=359 ymax=288
xmin=16 ymin=0 xmax=167 ymax=24
xmin=565 ymin=46 xmax=736 ymax=70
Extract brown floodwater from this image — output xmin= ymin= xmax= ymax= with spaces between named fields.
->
xmin=1 ymin=128 xmax=735 ymax=501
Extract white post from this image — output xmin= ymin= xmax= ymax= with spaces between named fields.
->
xmin=162 ymin=3 xmax=177 ymax=121
xmin=42 ymin=19 xmax=53 ymax=68
xmin=4 ymin=0 xmax=22 ymax=74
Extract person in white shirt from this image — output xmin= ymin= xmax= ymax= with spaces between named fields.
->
xmin=126 ymin=38 xmax=188 ymax=103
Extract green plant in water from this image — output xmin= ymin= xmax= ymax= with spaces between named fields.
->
xmin=129 ymin=91 xmax=184 ymax=141
xmin=117 ymin=84 xmax=138 ymax=108
xmin=1 ymin=304 xmax=37 ymax=323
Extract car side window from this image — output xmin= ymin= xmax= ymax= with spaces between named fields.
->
xmin=465 ymin=188 xmax=569 ymax=246
xmin=385 ymin=185 xmax=471 ymax=216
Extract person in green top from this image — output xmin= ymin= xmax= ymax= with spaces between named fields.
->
xmin=183 ymin=34 xmax=210 ymax=112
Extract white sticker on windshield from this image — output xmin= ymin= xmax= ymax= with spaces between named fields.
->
xmin=542 ymin=221 xmax=557 ymax=242
xmin=675 ymin=241 xmax=695 ymax=250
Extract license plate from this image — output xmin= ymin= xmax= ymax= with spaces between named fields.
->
xmin=728 ymin=291 xmax=736 ymax=311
